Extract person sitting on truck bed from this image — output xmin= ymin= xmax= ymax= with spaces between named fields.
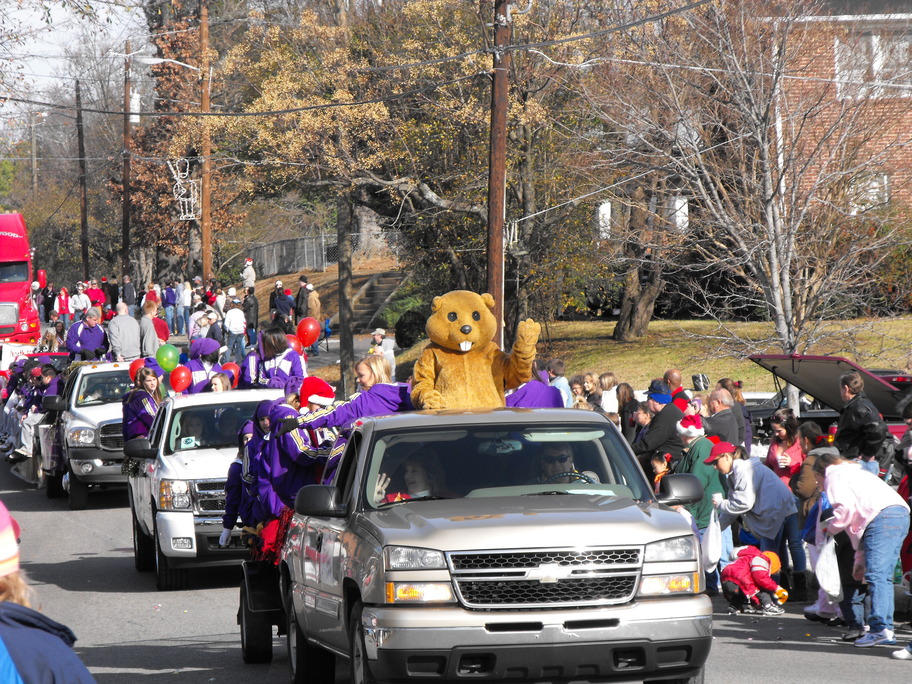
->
xmin=184 ymin=338 xmax=226 ymax=394
xmin=64 ymin=307 xmax=108 ymax=361
xmin=10 ymin=365 xmax=60 ymax=464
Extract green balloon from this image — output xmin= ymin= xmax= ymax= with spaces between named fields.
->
xmin=156 ymin=344 xmax=180 ymax=373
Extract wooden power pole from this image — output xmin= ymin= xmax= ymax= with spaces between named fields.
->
xmin=76 ymin=80 xmax=90 ymax=282
xmin=486 ymin=0 xmax=511 ymax=347
xmin=121 ymin=42 xmax=132 ymax=280
xmin=200 ymin=0 xmax=213 ymax=282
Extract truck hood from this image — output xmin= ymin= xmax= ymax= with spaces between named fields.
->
xmin=158 ymin=448 xmax=236 ymax=480
xmin=68 ymin=403 xmax=122 ymax=427
xmin=361 ymin=495 xmax=688 ymax=551
xmin=748 ymin=354 xmax=904 ymax=419
xmin=0 ymin=283 xmax=27 ymax=306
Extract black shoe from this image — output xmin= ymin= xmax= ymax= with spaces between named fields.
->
xmin=841 ymin=629 xmax=866 ymax=642
xmin=826 ymin=617 xmax=847 ymax=628
xmin=705 ymin=586 xmax=719 ymax=597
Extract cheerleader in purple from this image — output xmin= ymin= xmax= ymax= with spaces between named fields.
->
xmin=122 ymin=367 xmax=164 ymax=441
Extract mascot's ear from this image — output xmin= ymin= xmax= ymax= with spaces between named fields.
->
xmin=431 ymin=296 xmax=443 ymax=313
xmin=481 ymin=293 xmax=496 ymax=310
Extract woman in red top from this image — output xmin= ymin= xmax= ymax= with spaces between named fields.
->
xmin=765 ymin=408 xmax=807 ymax=589
xmin=54 ymin=286 xmax=71 ymax=330
xmin=85 ymin=280 xmax=105 ymax=308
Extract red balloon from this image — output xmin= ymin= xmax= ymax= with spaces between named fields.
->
xmin=222 ymin=362 xmax=240 ymax=388
xmin=170 ymin=365 xmax=192 ymax=393
xmin=129 ymin=358 xmax=145 ymax=382
xmin=286 ymin=334 xmax=303 ymax=355
xmin=296 ymin=317 xmax=321 ymax=347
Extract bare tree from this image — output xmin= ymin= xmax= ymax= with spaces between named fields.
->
xmin=582 ymin=0 xmax=912 ymax=354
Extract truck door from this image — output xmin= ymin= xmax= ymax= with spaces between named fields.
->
xmin=303 ymin=432 xmax=362 ymax=651
xmin=132 ymin=406 xmax=166 ymax=535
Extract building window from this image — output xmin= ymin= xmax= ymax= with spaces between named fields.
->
xmin=835 ymin=30 xmax=912 ymax=98
xmin=849 ymin=173 xmax=890 ymax=215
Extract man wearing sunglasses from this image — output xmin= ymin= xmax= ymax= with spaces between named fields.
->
xmin=538 ymin=445 xmax=578 ymax=484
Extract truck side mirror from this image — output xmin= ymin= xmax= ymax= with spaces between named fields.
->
xmin=294 ymin=485 xmax=344 ymax=517
xmin=124 ymin=437 xmax=155 ymax=460
xmin=42 ymin=395 xmax=66 ymax=412
xmin=656 ymin=473 xmax=704 ymax=507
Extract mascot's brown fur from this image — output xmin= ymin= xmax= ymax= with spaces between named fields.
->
xmin=410 ymin=290 xmax=541 ymax=410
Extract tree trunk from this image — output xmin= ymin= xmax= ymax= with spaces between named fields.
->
xmin=337 ymin=191 xmax=355 ymax=398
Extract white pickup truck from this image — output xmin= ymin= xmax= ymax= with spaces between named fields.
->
xmin=125 ymin=389 xmax=282 ymax=590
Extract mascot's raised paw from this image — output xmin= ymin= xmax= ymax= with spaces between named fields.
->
xmin=515 ymin=319 xmax=541 ymax=347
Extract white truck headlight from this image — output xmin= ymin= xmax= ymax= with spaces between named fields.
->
xmin=385 ymin=582 xmax=455 ymax=603
xmin=159 ymin=479 xmax=192 ymax=510
xmin=644 ymin=536 xmax=697 ymax=562
xmin=384 ymin=546 xmax=446 ymax=570
xmin=67 ymin=427 xmax=96 ymax=446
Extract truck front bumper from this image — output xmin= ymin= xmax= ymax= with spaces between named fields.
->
xmin=361 ymin=596 xmax=712 ymax=683
xmin=67 ymin=446 xmax=125 ymax=484
xmin=155 ymin=512 xmax=247 ymax=568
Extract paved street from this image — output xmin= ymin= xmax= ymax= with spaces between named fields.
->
xmin=3 ymin=459 xmax=911 ymax=683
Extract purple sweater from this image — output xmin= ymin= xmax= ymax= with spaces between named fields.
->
xmin=184 ymin=358 xmax=224 ymax=394
xmin=122 ymin=390 xmax=159 ymax=440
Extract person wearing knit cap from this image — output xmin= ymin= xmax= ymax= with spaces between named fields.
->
xmin=0 ymin=501 xmax=96 ymax=682
xmin=676 ymin=414 xmax=729 ymax=593
xmin=631 ymin=379 xmax=684 ymax=472
xmin=300 ymin=376 xmax=336 ymax=410
xmin=241 ymin=258 xmax=256 ymax=289
xmin=184 ymin=337 xmax=225 ymax=394
xmin=239 ymin=327 xmax=304 ymax=391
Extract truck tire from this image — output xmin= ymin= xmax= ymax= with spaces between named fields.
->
xmin=45 ymin=471 xmax=64 ymax=499
xmin=132 ymin=512 xmax=154 ymax=572
xmin=154 ymin=522 xmax=188 ymax=591
xmin=287 ymin=588 xmax=334 ymax=684
xmin=349 ymin=601 xmax=377 ymax=684
xmin=67 ymin=470 xmax=89 ymax=510
xmin=240 ymin=584 xmax=273 ymax=663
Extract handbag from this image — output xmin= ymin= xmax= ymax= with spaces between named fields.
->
xmin=815 ymin=535 xmax=843 ymax=603
xmin=701 ymin=509 xmax=723 ymax=573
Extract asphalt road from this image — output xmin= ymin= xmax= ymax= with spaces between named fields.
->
xmin=3 ymin=460 xmax=911 ymax=684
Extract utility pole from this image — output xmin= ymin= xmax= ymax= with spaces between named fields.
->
xmin=75 ymin=80 xmax=90 ymax=281
xmin=200 ymin=0 xmax=213 ymax=282
xmin=486 ymin=0 xmax=511 ymax=347
xmin=29 ymin=112 xmax=38 ymax=193
xmin=122 ymin=41 xmax=132 ymax=280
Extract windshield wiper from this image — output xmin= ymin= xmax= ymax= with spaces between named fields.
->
xmin=523 ymin=490 xmax=570 ymax=496
xmin=379 ymin=495 xmax=449 ymax=507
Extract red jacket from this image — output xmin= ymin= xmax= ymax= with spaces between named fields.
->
xmin=720 ymin=546 xmax=778 ymax=599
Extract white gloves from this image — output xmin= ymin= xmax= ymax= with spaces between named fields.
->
xmin=218 ymin=528 xmax=232 ymax=547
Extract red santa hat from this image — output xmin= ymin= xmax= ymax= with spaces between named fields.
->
xmin=244 ymin=257 xmax=253 ymax=264
xmin=676 ymin=414 xmax=704 ymax=439
xmin=300 ymin=377 xmax=335 ymax=406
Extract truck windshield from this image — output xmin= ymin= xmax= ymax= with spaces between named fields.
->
xmin=165 ymin=401 xmax=261 ymax=454
xmin=363 ymin=424 xmax=652 ymax=509
xmin=0 ymin=262 xmax=29 ymax=284
xmin=76 ymin=370 xmax=132 ymax=407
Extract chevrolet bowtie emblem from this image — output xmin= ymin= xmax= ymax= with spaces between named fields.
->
xmin=526 ymin=563 xmax=572 ymax=583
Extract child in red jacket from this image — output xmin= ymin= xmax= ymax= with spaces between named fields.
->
xmin=721 ymin=546 xmax=788 ymax=616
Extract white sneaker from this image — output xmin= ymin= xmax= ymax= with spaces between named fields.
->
xmin=854 ymin=629 xmax=896 ymax=648
xmin=891 ymin=646 xmax=912 ymax=660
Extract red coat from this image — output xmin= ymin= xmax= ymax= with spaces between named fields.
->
xmin=720 ymin=546 xmax=778 ymax=599
xmin=152 ymin=317 xmax=170 ymax=342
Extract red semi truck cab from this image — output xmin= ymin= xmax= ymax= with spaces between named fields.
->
xmin=0 ymin=213 xmax=45 ymax=353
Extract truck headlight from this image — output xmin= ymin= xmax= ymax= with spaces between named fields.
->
xmin=385 ymin=582 xmax=455 ymax=603
xmin=639 ymin=573 xmax=701 ymax=596
xmin=384 ymin=546 xmax=446 ymax=570
xmin=644 ymin=536 xmax=697 ymax=562
xmin=67 ymin=428 xmax=96 ymax=446
xmin=159 ymin=479 xmax=192 ymax=510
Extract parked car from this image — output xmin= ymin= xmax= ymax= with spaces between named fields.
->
xmin=242 ymin=408 xmax=711 ymax=683
xmin=125 ymin=389 xmax=283 ymax=591
xmin=40 ymin=361 xmax=133 ymax=509
xmin=748 ymin=354 xmax=910 ymax=443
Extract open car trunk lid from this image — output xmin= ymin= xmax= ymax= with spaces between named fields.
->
xmin=748 ymin=354 xmax=906 ymax=420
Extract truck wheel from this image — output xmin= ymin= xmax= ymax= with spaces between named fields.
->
xmin=132 ymin=512 xmax=154 ymax=572
xmin=349 ymin=601 xmax=377 ymax=684
xmin=240 ymin=584 xmax=273 ymax=663
xmin=288 ymin=588 xmax=334 ymax=684
xmin=45 ymin=472 xmax=64 ymax=499
xmin=659 ymin=666 xmax=705 ymax=684
xmin=154 ymin=524 xmax=188 ymax=591
xmin=67 ymin=470 xmax=89 ymax=510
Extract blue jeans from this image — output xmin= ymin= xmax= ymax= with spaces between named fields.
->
xmin=702 ymin=525 xmax=734 ymax=591
xmin=838 ymin=584 xmax=868 ymax=631
xmin=164 ymin=305 xmax=175 ymax=334
xmin=183 ymin=308 xmax=191 ymax=335
xmin=778 ymin=508 xmax=807 ymax=572
xmin=758 ymin=524 xmax=786 ymax=582
xmin=859 ymin=459 xmax=879 ymax=477
xmin=175 ymin=306 xmax=184 ymax=335
xmin=224 ymin=332 xmax=246 ymax=365
xmin=862 ymin=505 xmax=909 ymax=633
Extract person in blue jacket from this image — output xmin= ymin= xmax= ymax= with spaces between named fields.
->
xmin=0 ymin=500 xmax=95 ymax=683
xmin=64 ymin=308 xmax=107 ymax=361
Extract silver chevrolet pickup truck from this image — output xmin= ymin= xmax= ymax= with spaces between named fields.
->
xmin=268 ymin=408 xmax=711 ymax=684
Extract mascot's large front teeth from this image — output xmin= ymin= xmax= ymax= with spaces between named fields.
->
xmin=459 ymin=341 xmax=472 ymax=352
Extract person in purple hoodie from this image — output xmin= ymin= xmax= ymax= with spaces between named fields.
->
xmin=280 ymin=355 xmax=412 ymax=484
xmin=506 ymin=365 xmax=564 ymax=408
xmin=219 ymin=420 xmax=256 ymax=547
xmin=184 ymin=338 xmax=225 ymax=394
xmin=239 ymin=326 xmax=304 ymax=390
xmin=10 ymin=364 xmax=62 ymax=463
xmin=64 ymin=307 xmax=107 ymax=361
xmin=122 ymin=366 xmax=164 ymax=442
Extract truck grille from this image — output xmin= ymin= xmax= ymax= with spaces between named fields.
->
xmin=0 ymin=303 xmax=18 ymax=327
xmin=448 ymin=547 xmax=642 ymax=609
xmin=194 ymin=479 xmax=227 ymax=515
xmin=99 ymin=423 xmax=124 ymax=450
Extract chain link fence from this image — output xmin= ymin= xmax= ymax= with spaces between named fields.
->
xmin=252 ymin=230 xmax=403 ymax=278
